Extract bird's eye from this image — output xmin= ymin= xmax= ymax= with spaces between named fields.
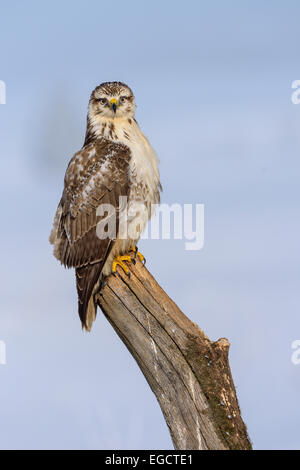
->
xmin=119 ymin=96 xmax=127 ymax=104
xmin=98 ymin=98 xmax=107 ymax=105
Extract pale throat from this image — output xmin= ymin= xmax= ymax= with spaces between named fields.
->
xmin=89 ymin=113 xmax=137 ymax=145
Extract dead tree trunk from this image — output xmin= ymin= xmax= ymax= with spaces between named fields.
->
xmin=96 ymin=258 xmax=252 ymax=450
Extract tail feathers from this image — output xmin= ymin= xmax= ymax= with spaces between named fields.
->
xmin=84 ymin=295 xmax=98 ymax=332
xmin=76 ymin=264 xmax=102 ymax=331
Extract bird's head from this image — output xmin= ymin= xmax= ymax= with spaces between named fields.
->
xmin=88 ymin=81 xmax=136 ymax=121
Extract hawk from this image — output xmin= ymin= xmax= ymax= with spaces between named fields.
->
xmin=50 ymin=82 xmax=161 ymax=331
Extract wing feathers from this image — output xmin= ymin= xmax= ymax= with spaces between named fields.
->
xmin=50 ymin=138 xmax=131 ymax=330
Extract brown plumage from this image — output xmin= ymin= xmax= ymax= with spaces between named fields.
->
xmin=50 ymin=139 xmax=130 ymax=330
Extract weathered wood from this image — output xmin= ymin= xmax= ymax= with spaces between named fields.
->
xmin=96 ymin=258 xmax=252 ymax=450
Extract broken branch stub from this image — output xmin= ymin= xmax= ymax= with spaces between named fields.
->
xmin=96 ymin=259 xmax=252 ymax=450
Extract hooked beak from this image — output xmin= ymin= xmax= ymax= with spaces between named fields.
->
xmin=110 ymin=98 xmax=117 ymax=113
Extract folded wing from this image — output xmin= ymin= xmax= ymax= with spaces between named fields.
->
xmin=50 ymin=138 xmax=131 ymax=330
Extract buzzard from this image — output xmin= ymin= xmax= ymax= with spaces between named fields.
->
xmin=50 ymin=82 xmax=161 ymax=331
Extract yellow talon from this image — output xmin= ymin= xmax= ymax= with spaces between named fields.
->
xmin=131 ymin=246 xmax=146 ymax=264
xmin=112 ymin=255 xmax=132 ymax=276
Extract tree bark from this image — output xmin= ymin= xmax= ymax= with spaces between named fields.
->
xmin=96 ymin=258 xmax=252 ymax=450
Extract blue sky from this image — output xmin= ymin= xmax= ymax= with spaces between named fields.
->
xmin=0 ymin=0 xmax=300 ymax=449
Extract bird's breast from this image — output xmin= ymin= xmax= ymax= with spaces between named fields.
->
xmin=115 ymin=120 xmax=161 ymax=241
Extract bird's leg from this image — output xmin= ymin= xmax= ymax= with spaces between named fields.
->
xmin=130 ymin=246 xmax=146 ymax=265
xmin=112 ymin=254 xmax=133 ymax=277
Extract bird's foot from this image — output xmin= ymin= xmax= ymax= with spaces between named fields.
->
xmin=112 ymin=255 xmax=133 ymax=277
xmin=131 ymin=246 xmax=146 ymax=265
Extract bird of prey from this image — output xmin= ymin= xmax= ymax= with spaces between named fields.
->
xmin=50 ymin=82 xmax=161 ymax=331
